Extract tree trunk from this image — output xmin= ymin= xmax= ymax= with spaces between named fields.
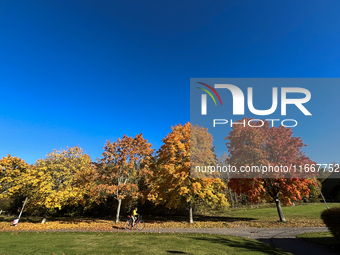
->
xmin=189 ymin=201 xmax=193 ymax=224
xmin=115 ymin=199 xmax=122 ymax=224
xmin=229 ymin=190 xmax=234 ymax=208
xmin=264 ymin=179 xmax=285 ymax=222
xmin=41 ymin=209 xmax=49 ymax=224
xmin=274 ymin=198 xmax=286 ymax=222
xmin=234 ymin=193 xmax=238 ymax=207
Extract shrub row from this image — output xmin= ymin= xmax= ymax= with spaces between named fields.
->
xmin=321 ymin=207 xmax=340 ymax=242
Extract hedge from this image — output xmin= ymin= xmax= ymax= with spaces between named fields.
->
xmin=321 ymin=207 xmax=340 ymax=242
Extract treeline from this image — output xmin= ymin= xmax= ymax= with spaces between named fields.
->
xmin=0 ymin=120 xmax=322 ymax=223
xmin=0 ymin=123 xmax=228 ymax=223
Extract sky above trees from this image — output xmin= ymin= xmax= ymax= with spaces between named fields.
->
xmin=0 ymin=0 xmax=339 ymax=164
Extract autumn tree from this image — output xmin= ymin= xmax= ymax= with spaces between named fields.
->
xmin=307 ymin=179 xmax=322 ymax=202
xmin=93 ymin=134 xmax=153 ymax=223
xmin=148 ymin=123 xmax=228 ymax=223
xmin=0 ymin=155 xmax=30 ymax=203
xmin=29 ymin=146 xmax=94 ymax=222
xmin=226 ymin=117 xmax=316 ymax=222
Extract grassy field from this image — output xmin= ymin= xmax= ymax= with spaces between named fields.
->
xmin=297 ymin=232 xmax=340 ymax=254
xmin=1 ymin=203 xmax=339 ymax=230
xmin=214 ymin=202 xmax=340 ymax=228
xmin=0 ymin=232 xmax=292 ymax=255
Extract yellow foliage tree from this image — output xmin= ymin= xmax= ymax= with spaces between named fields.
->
xmin=0 ymin=155 xmax=30 ymax=199
xmin=147 ymin=123 xmax=228 ymax=223
xmin=28 ymin=146 xmax=94 ymax=222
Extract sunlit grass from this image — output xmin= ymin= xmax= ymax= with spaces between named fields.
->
xmin=0 ymin=232 xmax=292 ymax=255
xmin=215 ymin=202 xmax=340 ymax=227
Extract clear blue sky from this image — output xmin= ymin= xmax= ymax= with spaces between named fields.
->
xmin=1 ymin=0 xmax=339 ymax=164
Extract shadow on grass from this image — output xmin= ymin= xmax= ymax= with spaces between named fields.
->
xmin=197 ymin=215 xmax=257 ymax=222
xmin=146 ymin=214 xmax=257 ymax=224
xmin=166 ymin=251 xmax=190 ymax=254
xmin=111 ymin=225 xmax=124 ymax=230
xmin=0 ymin=215 xmax=113 ymax=224
xmin=1 ymin=214 xmax=257 ymax=225
xmin=299 ymin=237 xmax=340 ymax=254
xmin=189 ymin=236 xmax=289 ymax=255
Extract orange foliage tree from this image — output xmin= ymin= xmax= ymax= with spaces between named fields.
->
xmin=226 ymin=117 xmax=316 ymax=222
xmin=93 ymin=134 xmax=153 ymax=223
xmin=148 ymin=123 xmax=228 ymax=223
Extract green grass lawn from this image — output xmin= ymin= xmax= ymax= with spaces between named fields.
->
xmin=227 ymin=202 xmax=339 ymax=219
xmin=209 ymin=202 xmax=340 ymax=227
xmin=0 ymin=232 xmax=292 ymax=255
xmin=297 ymin=232 xmax=340 ymax=254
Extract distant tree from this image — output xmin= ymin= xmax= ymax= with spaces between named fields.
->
xmin=307 ymin=179 xmax=322 ymax=202
xmin=226 ymin=118 xmax=316 ymax=222
xmin=217 ymin=152 xmax=231 ymax=180
xmin=148 ymin=123 xmax=228 ymax=223
xmin=93 ymin=134 xmax=153 ymax=223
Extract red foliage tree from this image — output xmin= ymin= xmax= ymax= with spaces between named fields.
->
xmin=226 ymin=118 xmax=316 ymax=222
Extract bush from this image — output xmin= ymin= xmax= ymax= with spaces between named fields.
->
xmin=0 ymin=198 xmax=11 ymax=211
xmin=321 ymin=207 xmax=340 ymax=242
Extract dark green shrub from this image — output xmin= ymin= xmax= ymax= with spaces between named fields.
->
xmin=321 ymin=207 xmax=340 ymax=242
xmin=0 ymin=198 xmax=11 ymax=211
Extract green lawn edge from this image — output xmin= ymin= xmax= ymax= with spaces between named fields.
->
xmin=0 ymin=232 xmax=292 ymax=255
xmin=297 ymin=231 xmax=340 ymax=254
